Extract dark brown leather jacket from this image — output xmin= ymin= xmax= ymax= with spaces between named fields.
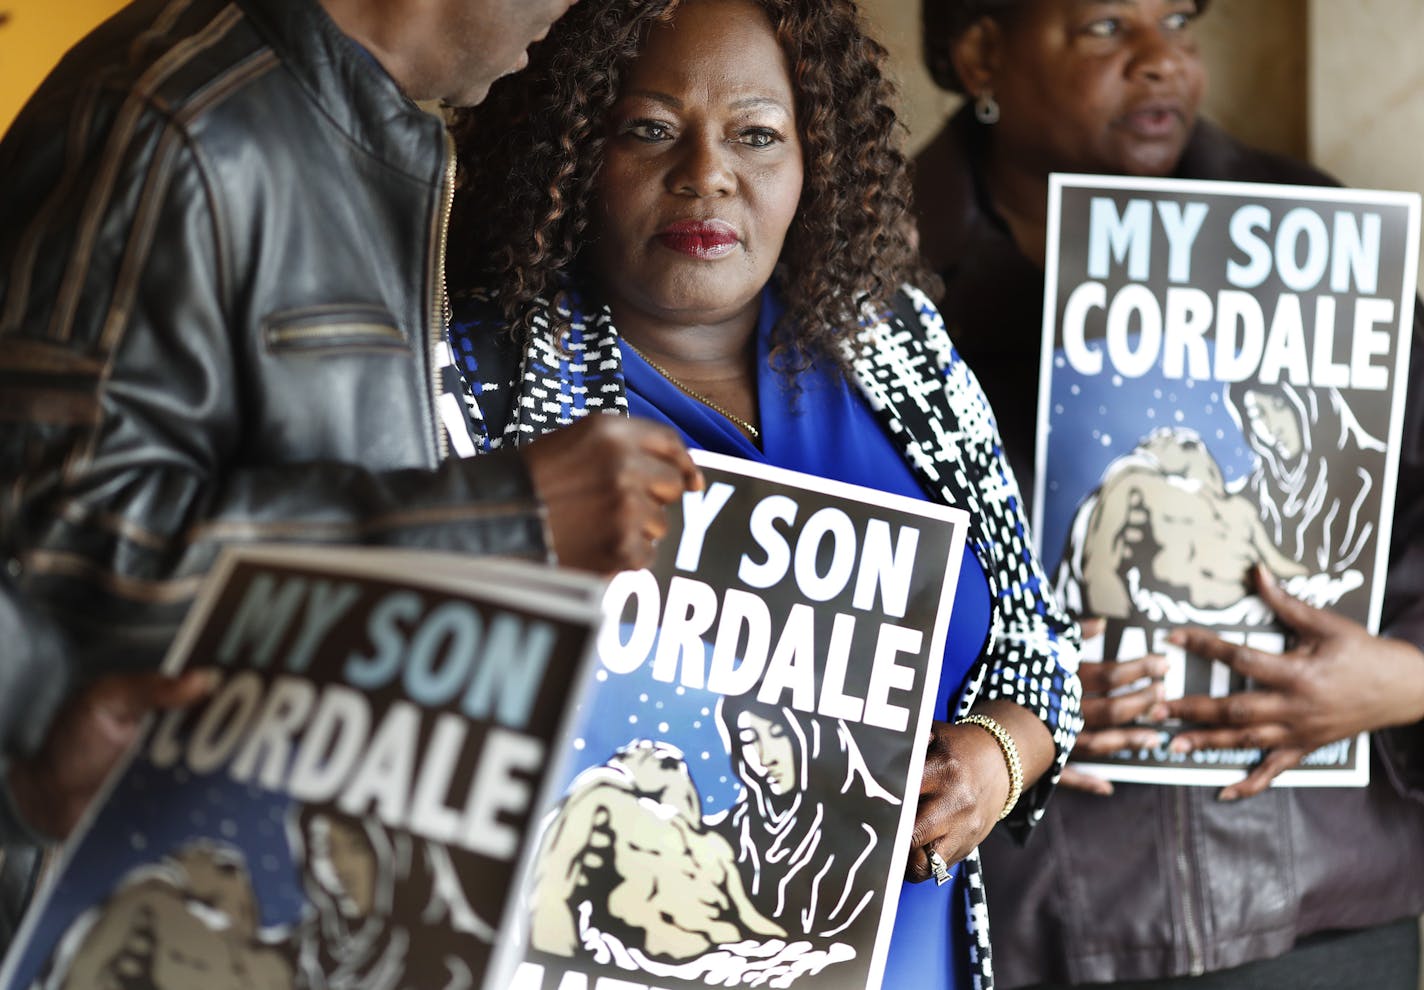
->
xmin=0 ymin=0 xmax=548 ymax=942
xmin=914 ymin=107 xmax=1424 ymax=985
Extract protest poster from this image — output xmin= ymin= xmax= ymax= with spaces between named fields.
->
xmin=1034 ymin=173 xmax=1421 ymax=786
xmin=0 ymin=545 xmax=606 ymax=990
xmin=511 ymin=450 xmax=969 ymax=990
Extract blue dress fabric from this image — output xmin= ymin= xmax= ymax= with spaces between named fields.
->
xmin=620 ymin=290 xmax=987 ymax=990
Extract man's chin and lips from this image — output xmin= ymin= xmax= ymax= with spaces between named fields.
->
xmin=1111 ymin=98 xmax=1193 ymax=174
xmin=448 ymin=1 xmax=577 ymax=106
xmin=494 ymin=3 xmax=576 ymax=87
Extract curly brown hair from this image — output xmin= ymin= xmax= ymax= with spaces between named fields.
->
xmin=450 ymin=0 xmax=934 ymax=371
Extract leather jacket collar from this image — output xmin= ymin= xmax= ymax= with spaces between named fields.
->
xmin=239 ymin=0 xmax=446 ymax=183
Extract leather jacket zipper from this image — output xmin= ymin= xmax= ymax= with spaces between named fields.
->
xmin=1174 ymin=787 xmax=1205 ymax=975
xmin=430 ymin=128 xmax=457 ymax=462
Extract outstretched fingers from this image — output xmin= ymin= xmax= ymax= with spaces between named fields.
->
xmin=1072 ymin=655 xmax=1169 ymax=754
xmin=1218 ymin=746 xmax=1307 ymax=801
xmin=1078 ymin=653 xmax=1168 ymax=695
xmin=1072 ymin=722 xmax=1167 ymax=757
xmin=1165 ymin=717 xmax=1293 ymax=755
xmin=1058 ymin=766 xmax=1115 ymax=796
xmin=1166 ymin=626 xmax=1294 ymax=687
xmin=1252 ymin=564 xmax=1343 ymax=640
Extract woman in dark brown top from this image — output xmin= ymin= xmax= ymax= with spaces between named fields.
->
xmin=911 ymin=2 xmax=1424 ymax=988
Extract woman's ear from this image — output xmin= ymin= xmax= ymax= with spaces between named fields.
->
xmin=951 ymin=16 xmax=1004 ymax=102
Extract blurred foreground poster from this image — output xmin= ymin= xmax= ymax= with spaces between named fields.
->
xmin=0 ymin=545 xmax=606 ymax=990
xmin=1035 ymin=173 xmax=1420 ymax=786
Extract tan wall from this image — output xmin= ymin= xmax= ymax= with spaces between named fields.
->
xmin=0 ymin=0 xmax=127 ymax=134
xmin=1195 ymin=0 xmax=1307 ymax=161
xmin=856 ymin=0 xmax=958 ymax=157
xmin=1310 ymin=0 xmax=1424 ymax=288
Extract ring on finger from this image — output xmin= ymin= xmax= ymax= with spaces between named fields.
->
xmin=925 ymin=845 xmax=952 ymax=887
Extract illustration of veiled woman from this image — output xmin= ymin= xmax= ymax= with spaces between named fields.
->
xmin=713 ymin=695 xmax=902 ymax=943
xmin=1225 ymin=381 xmax=1385 ymax=582
xmin=289 ymin=807 xmax=491 ymax=990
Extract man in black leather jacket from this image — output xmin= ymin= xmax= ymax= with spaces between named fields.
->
xmin=0 ymin=0 xmax=704 ymax=949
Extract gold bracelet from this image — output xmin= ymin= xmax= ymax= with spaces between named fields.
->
xmin=958 ymin=713 xmax=1023 ymax=821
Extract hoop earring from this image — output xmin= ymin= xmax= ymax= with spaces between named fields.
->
xmin=974 ymin=91 xmax=1000 ymax=125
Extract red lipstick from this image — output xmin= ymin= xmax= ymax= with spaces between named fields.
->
xmin=656 ymin=219 xmax=739 ymax=259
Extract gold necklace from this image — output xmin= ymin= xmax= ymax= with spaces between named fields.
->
xmin=622 ymin=339 xmax=760 ymax=440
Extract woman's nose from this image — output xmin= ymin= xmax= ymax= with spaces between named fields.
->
xmin=1128 ymin=27 xmax=1191 ymax=82
xmin=666 ymin=132 xmax=735 ymax=197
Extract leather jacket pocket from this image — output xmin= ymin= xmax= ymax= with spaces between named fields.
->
xmin=254 ymin=302 xmax=427 ymax=467
xmin=262 ymin=304 xmax=406 ymax=356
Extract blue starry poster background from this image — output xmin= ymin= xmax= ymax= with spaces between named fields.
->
xmin=560 ymin=635 xmax=744 ymax=815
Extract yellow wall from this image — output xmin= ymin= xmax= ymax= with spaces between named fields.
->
xmin=0 ymin=0 xmax=128 ymax=134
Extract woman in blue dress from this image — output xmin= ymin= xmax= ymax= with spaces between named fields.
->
xmin=442 ymin=0 xmax=1082 ymax=986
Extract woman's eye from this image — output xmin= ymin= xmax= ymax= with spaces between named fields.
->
xmin=738 ymin=128 xmax=780 ymax=148
xmin=624 ymin=119 xmax=672 ymax=142
xmin=1163 ymin=10 xmax=1195 ymax=31
xmin=1084 ymin=18 xmax=1120 ymax=38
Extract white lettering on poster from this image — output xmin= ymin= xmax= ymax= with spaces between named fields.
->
xmin=1064 ymin=196 xmax=1394 ymax=390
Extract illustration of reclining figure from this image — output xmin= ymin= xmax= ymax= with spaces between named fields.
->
xmin=40 ymin=840 xmax=293 ymax=990
xmin=1061 ymin=426 xmax=1309 ymax=618
xmin=529 ymin=739 xmax=786 ymax=962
